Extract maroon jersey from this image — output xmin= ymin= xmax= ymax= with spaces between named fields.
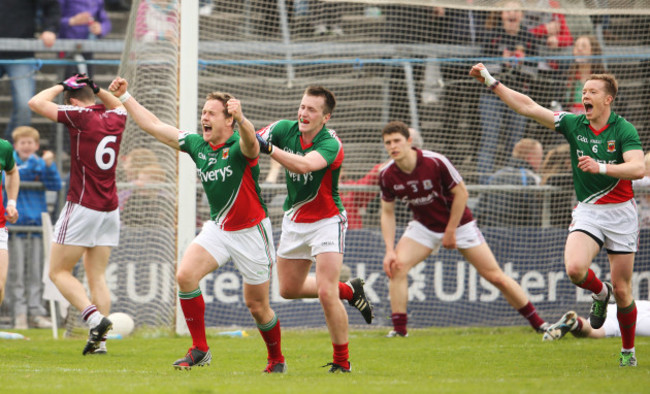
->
xmin=58 ymin=104 xmax=126 ymax=211
xmin=379 ymin=148 xmax=474 ymax=233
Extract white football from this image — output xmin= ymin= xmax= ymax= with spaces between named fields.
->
xmin=108 ymin=312 xmax=135 ymax=337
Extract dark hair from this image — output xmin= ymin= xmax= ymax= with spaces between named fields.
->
xmin=63 ymin=86 xmax=95 ymax=105
xmin=381 ymin=121 xmax=410 ymax=139
xmin=588 ymin=73 xmax=618 ymax=100
xmin=304 ymin=86 xmax=336 ymax=115
xmin=205 ymin=92 xmax=235 ymax=127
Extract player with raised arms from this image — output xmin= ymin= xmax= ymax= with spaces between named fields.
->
xmin=256 ymin=86 xmax=374 ymax=373
xmin=379 ymin=121 xmax=548 ymax=338
xmin=109 ymin=77 xmax=286 ymax=373
xmin=28 ymin=74 xmax=125 ymax=355
xmin=470 ymin=63 xmax=644 ymax=367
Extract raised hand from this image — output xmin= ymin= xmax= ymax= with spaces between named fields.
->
xmin=59 ymin=74 xmax=88 ymax=91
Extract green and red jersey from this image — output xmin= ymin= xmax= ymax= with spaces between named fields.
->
xmin=258 ymin=120 xmax=345 ymax=223
xmin=0 ymin=139 xmax=15 ymax=228
xmin=179 ymin=131 xmax=267 ymax=230
xmin=554 ymin=111 xmax=642 ymax=204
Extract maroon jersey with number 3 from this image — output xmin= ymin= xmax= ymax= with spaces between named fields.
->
xmin=379 ymin=148 xmax=474 ymax=233
xmin=58 ymin=104 xmax=126 ymax=211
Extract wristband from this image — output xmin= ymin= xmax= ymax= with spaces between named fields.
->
xmin=6 ymin=199 xmax=16 ymax=208
xmin=118 ymin=92 xmax=131 ymax=103
xmin=479 ymin=68 xmax=499 ymax=89
xmin=598 ymin=163 xmax=607 ymax=175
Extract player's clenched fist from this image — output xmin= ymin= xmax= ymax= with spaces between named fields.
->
xmin=226 ymin=99 xmax=243 ymax=123
xmin=109 ymin=77 xmax=129 ymax=97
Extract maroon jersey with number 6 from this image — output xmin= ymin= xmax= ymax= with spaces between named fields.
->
xmin=58 ymin=104 xmax=126 ymax=211
xmin=379 ymin=148 xmax=474 ymax=233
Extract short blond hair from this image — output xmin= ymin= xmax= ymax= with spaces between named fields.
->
xmin=12 ymin=126 xmax=40 ymax=144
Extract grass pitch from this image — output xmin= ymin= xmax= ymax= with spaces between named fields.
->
xmin=1 ymin=326 xmax=647 ymax=393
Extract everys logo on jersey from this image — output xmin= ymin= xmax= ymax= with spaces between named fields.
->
xmin=197 ymin=165 xmax=233 ymax=182
xmin=607 ymin=140 xmax=616 ymax=152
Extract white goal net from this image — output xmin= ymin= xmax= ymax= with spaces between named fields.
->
xmin=68 ymin=0 xmax=650 ymax=335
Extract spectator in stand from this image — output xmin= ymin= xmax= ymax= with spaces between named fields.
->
xmin=522 ymin=0 xmax=573 ymax=49
xmin=135 ymin=0 xmax=179 ymax=43
xmin=477 ymin=138 xmax=543 ymax=227
xmin=6 ymin=126 xmax=62 ymax=330
xmin=477 ymin=0 xmax=541 ymax=183
xmin=58 ymin=0 xmax=112 ymax=78
xmin=540 ymin=143 xmax=574 ymax=228
xmin=565 ymin=35 xmax=606 ymax=115
xmin=117 ymin=148 xmax=159 ymax=213
xmin=0 ymin=0 xmax=60 ymax=141
xmin=122 ymin=164 xmax=173 ymax=227
xmin=341 ymin=128 xmax=423 ymax=230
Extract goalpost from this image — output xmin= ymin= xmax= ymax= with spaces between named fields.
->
xmin=65 ymin=0 xmax=650 ymax=336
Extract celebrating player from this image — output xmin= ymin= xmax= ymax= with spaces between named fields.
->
xmin=379 ymin=121 xmax=548 ymax=338
xmin=544 ymin=300 xmax=650 ymax=341
xmin=28 ymin=74 xmax=124 ymax=355
xmin=256 ymin=86 xmax=373 ymax=373
xmin=109 ymin=77 xmax=286 ymax=373
xmin=0 ymin=139 xmax=19 ymax=306
xmin=470 ymin=63 xmax=644 ymax=367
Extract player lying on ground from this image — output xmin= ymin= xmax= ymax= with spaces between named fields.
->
xmin=544 ymin=300 xmax=650 ymax=340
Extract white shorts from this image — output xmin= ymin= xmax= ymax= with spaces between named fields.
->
xmin=570 ymin=200 xmax=638 ymax=253
xmin=193 ymin=218 xmax=275 ymax=285
xmin=402 ymin=220 xmax=484 ymax=253
xmin=277 ymin=214 xmax=347 ymax=262
xmin=53 ymin=202 xmax=120 ymax=247
xmin=0 ymin=227 xmax=7 ymax=250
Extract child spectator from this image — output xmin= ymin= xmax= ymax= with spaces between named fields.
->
xmin=7 ymin=126 xmax=62 ymax=329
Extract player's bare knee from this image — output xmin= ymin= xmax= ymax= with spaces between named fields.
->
xmin=612 ymin=282 xmax=631 ymax=302
xmin=564 ymin=263 xmax=585 ymax=283
xmin=245 ymin=299 xmax=265 ymax=318
xmin=175 ymin=270 xmax=197 ymax=290
xmin=317 ymin=286 xmax=338 ymax=304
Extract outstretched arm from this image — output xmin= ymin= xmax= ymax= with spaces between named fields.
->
xmin=97 ymin=88 xmax=124 ymax=110
xmin=109 ymin=77 xmax=181 ymax=150
xmin=469 ymin=63 xmax=555 ymax=130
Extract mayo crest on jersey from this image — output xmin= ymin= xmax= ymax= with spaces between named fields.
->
xmin=554 ymin=111 xmax=642 ymax=204
xmin=257 ymin=120 xmax=345 ymax=223
xmin=179 ymin=131 xmax=267 ymax=231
